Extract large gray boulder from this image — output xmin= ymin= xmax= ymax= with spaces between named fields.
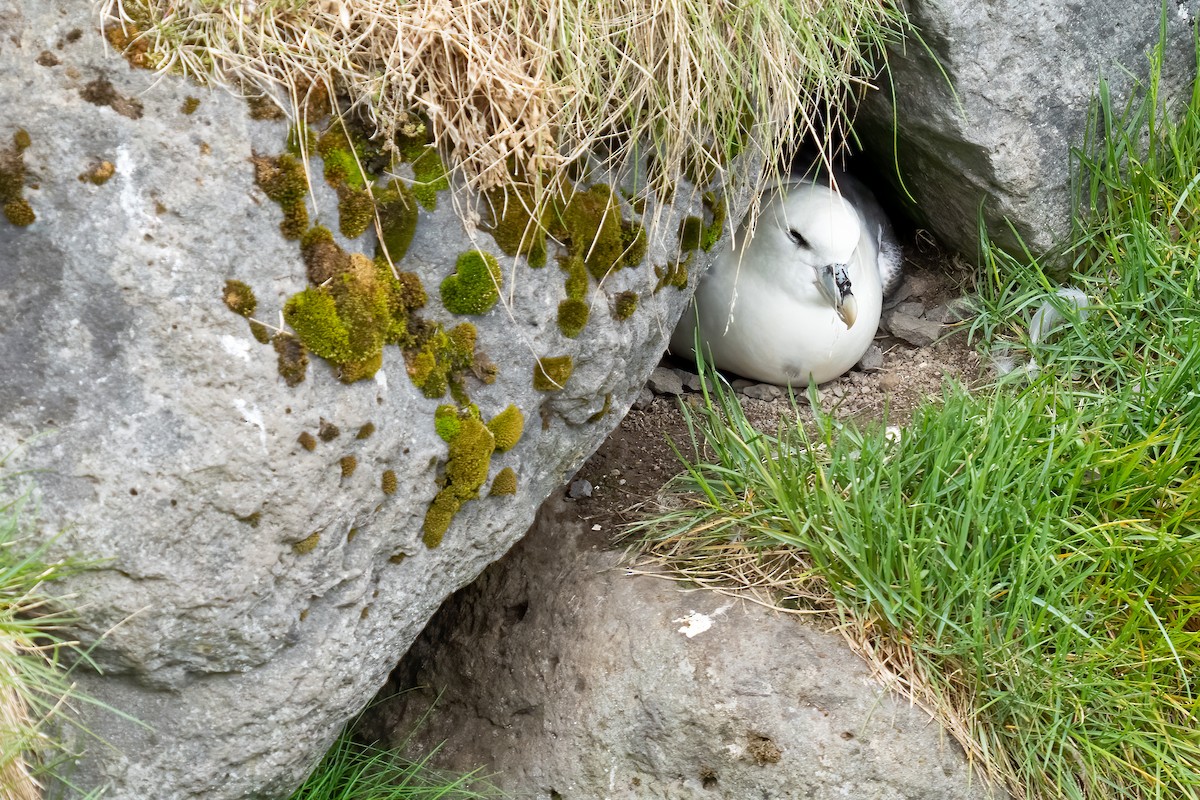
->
xmin=857 ymin=0 xmax=1199 ymax=258
xmin=0 ymin=2 xmax=733 ymax=796
xmin=368 ymin=497 xmax=1005 ymax=800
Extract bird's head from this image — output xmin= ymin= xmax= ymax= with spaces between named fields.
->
xmin=770 ymin=186 xmax=863 ymax=328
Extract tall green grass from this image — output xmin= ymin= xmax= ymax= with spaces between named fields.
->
xmin=634 ymin=29 xmax=1200 ymax=800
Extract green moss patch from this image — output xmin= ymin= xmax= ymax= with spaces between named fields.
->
xmin=298 ymin=431 xmax=317 ymax=451
xmin=273 ymin=332 xmax=308 ymax=387
xmin=339 ymin=455 xmax=357 ymax=478
xmin=222 ymin=280 xmax=257 ymax=317
xmin=337 ymin=186 xmax=375 ymax=239
xmin=404 ymin=321 xmax=480 ymax=399
xmin=550 ymin=184 xmax=645 ymax=281
xmin=408 ymin=145 xmax=450 ymax=210
xmin=356 ymin=422 xmax=376 ymax=439
xmin=292 ymin=531 xmax=321 ymax=555
xmin=1 ymin=129 xmax=34 ymax=227
xmin=252 ymin=153 xmax=308 ymax=239
xmin=381 ymin=469 xmax=398 ymax=495
xmin=655 ymin=259 xmax=689 ymax=292
xmin=317 ymin=126 xmax=370 ymax=191
xmin=486 ymin=184 xmax=548 ymax=268
xmin=486 ymin=405 xmax=524 ymax=452
xmin=557 ymin=298 xmax=590 ymax=338
xmin=441 ymin=250 xmax=501 ymax=315
xmin=182 ymin=96 xmax=200 ymax=114
xmin=489 ymin=466 xmax=517 ymax=496
xmin=435 ymin=404 xmax=463 ymax=442
xmin=375 ymin=180 xmax=420 ymax=264
xmin=612 ymin=290 xmax=638 ymax=320
xmin=533 ymin=355 xmax=574 ymax=391
xmin=422 ymin=416 xmax=496 ymax=548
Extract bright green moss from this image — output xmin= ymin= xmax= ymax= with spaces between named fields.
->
xmin=374 ymin=180 xmax=419 ymax=263
xmin=487 ymin=185 xmax=547 ymax=268
xmin=679 ymin=215 xmax=704 ymax=252
xmin=339 ymin=455 xmax=357 ymax=478
xmin=435 ymin=404 xmax=463 ymax=442
xmin=292 ymin=531 xmax=320 ymax=555
xmin=273 ymin=332 xmax=308 ymax=387
xmin=222 ymin=279 xmax=257 ymax=317
xmin=3 ymin=199 xmax=34 ymax=227
xmin=700 ymin=191 xmax=727 ymax=251
xmin=381 ymin=469 xmax=398 ymax=495
xmin=403 ymin=321 xmax=477 ymax=399
xmin=533 ymin=355 xmax=574 ymax=391
xmin=486 ymin=405 xmax=524 ymax=452
xmin=557 ymin=298 xmax=590 ymax=338
xmin=422 ymin=416 xmax=496 ymax=547
xmin=489 ymin=466 xmax=517 ymax=497
xmin=409 ymin=145 xmax=449 ymax=210
xmin=338 ymin=186 xmax=375 ymax=239
xmin=298 ymin=431 xmax=317 ymax=451
xmin=182 ymin=96 xmax=200 ymax=115
xmin=613 ymin=290 xmax=638 ymax=320
xmin=441 ymin=251 xmax=501 ymax=315
xmin=253 ymin=153 xmax=308 ymax=240
xmin=284 ymin=287 xmax=352 ymax=362
xmin=317 ymin=126 xmax=369 ymax=191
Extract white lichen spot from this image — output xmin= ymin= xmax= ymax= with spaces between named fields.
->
xmin=221 ymin=334 xmax=253 ymax=362
xmin=233 ymin=399 xmax=268 ymax=449
xmin=674 ymin=610 xmax=713 ymax=638
xmin=374 ymin=369 xmax=388 ymax=392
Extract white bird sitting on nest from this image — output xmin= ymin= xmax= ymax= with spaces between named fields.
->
xmin=671 ymin=169 xmax=903 ymax=387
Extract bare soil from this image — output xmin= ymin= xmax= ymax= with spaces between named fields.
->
xmin=566 ymin=244 xmax=986 ymax=540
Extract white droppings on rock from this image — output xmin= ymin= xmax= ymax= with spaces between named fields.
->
xmin=232 ymin=399 xmax=267 ymax=450
xmin=674 ymin=610 xmax=713 ymax=638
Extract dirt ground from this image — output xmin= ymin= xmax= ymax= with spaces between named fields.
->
xmin=566 ymin=241 xmax=986 ymax=537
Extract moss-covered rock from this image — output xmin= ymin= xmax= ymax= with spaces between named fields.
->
xmin=612 ymin=290 xmax=638 ymax=320
xmin=1 ymin=129 xmax=34 ymax=227
xmin=374 ymin=180 xmax=419 ymax=263
xmin=408 ymin=145 xmax=450 ymax=210
xmin=488 ymin=466 xmax=517 ymax=496
xmin=441 ymin=250 xmax=502 ymax=315
xmin=422 ymin=416 xmax=496 ymax=548
xmin=252 ymin=153 xmax=308 ymax=239
xmin=486 ymin=184 xmax=548 ymax=268
xmin=550 ymin=184 xmax=646 ymax=281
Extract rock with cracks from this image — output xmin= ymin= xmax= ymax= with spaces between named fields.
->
xmin=857 ymin=0 xmax=1199 ymax=259
xmin=0 ymin=2 xmax=745 ymax=797
xmin=367 ymin=497 xmax=1006 ymax=800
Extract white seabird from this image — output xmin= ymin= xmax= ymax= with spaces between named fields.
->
xmin=671 ymin=170 xmax=902 ymax=387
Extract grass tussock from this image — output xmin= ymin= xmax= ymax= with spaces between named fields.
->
xmin=0 ymin=485 xmax=106 ymax=800
xmin=99 ymin=0 xmax=905 ymax=204
xmin=631 ymin=33 xmax=1200 ymax=800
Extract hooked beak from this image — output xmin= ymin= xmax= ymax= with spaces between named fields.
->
xmin=818 ymin=264 xmax=857 ymax=328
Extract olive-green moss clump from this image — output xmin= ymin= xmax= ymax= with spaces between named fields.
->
xmin=222 ymin=280 xmax=257 ymax=317
xmin=489 ymin=466 xmax=517 ymax=497
xmin=339 ymin=455 xmax=357 ymax=478
xmin=381 ymin=469 xmax=398 ymax=495
xmin=181 ymin=96 xmax=200 ymax=115
xmin=533 ymin=355 xmax=574 ymax=391
xmin=587 ymin=392 xmax=613 ymax=424
xmin=486 ymin=184 xmax=547 ymax=268
xmin=250 ymin=321 xmax=272 ymax=344
xmin=655 ymin=260 xmax=689 ymax=292
xmin=441 ymin=251 xmax=502 ymax=315
xmin=700 ymin=191 xmax=727 ymax=251
xmin=422 ymin=416 xmax=496 ymax=548
xmin=551 ymin=184 xmax=646 ymax=281
xmin=486 ymin=405 xmax=524 ymax=452
xmin=284 ymin=252 xmax=416 ymax=382
xmin=292 ymin=531 xmax=320 ymax=555
xmin=337 ymin=186 xmax=375 ymax=239
xmin=561 ymin=254 xmax=588 ymax=301
xmin=407 ymin=145 xmax=450 ymax=210
xmin=318 ymin=419 xmax=340 ymax=441
xmin=274 ymin=333 xmax=308 ymax=387
xmin=404 ymin=321 xmax=480 ymax=400
xmin=356 ymin=422 xmax=376 ymax=439
xmin=287 ymin=124 xmax=319 ymax=156
xmin=317 ymin=126 xmax=369 ymax=191
xmin=1 ymin=130 xmax=34 ymax=227
xmin=613 ymin=291 xmax=638 ymax=320
xmin=679 ymin=215 xmax=704 ymax=252
xmin=78 ymin=160 xmax=115 ymax=186
xmin=298 ymin=431 xmax=317 ymax=451
xmin=557 ymin=298 xmax=590 ymax=338
xmin=252 ymin=153 xmax=308 ymax=239
xmin=374 ymin=180 xmax=419 ymax=263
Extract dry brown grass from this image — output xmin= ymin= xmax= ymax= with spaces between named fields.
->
xmin=99 ymin=0 xmax=905 ymax=208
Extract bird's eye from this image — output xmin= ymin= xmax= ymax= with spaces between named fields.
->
xmin=787 ymin=229 xmax=809 ymax=248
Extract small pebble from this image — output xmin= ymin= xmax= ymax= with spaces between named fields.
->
xmin=631 ymin=387 xmax=654 ymax=411
xmin=568 ymin=478 xmax=593 ymax=499
xmin=856 ymin=345 xmax=884 ymax=372
xmin=742 ymin=383 xmax=783 ymax=401
xmin=592 ymin=524 xmax=602 ymax=532
xmin=681 ymin=371 xmax=706 ymax=392
xmin=731 ymin=378 xmax=755 ymax=392
xmin=648 ymin=366 xmax=684 ymax=396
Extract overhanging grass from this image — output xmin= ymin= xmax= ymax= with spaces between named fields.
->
xmin=631 ymin=27 xmax=1200 ymax=800
xmin=98 ymin=0 xmax=906 ymax=202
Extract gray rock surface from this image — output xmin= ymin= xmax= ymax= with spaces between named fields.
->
xmin=885 ymin=311 xmax=944 ymax=347
xmin=647 ymin=365 xmax=684 ymax=396
xmin=0 ymin=3 xmax=749 ymax=797
xmin=368 ymin=497 xmax=1005 ymax=800
xmin=858 ymin=0 xmax=1199 ymax=258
